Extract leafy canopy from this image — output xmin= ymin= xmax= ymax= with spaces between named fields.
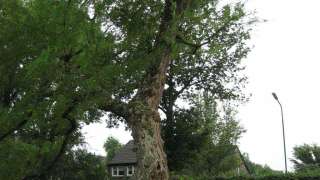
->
xmin=0 ymin=0 xmax=254 ymax=178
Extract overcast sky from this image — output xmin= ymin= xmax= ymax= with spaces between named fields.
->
xmin=83 ymin=0 xmax=320 ymax=172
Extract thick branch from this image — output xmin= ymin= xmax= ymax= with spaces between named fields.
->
xmin=99 ymin=98 xmax=130 ymax=120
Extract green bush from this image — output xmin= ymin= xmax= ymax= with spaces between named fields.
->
xmin=170 ymin=174 xmax=320 ymax=180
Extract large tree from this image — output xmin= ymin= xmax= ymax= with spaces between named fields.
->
xmin=0 ymin=0 xmax=252 ymax=179
xmin=0 ymin=1 xmax=94 ymax=179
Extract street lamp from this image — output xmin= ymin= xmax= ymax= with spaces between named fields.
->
xmin=272 ymin=92 xmax=288 ymax=174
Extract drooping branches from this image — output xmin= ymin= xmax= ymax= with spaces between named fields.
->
xmin=22 ymin=99 xmax=79 ymax=180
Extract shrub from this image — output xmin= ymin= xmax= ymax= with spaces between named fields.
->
xmin=169 ymin=173 xmax=320 ymax=180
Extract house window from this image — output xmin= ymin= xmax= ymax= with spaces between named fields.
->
xmin=112 ymin=167 xmax=117 ymax=176
xmin=118 ymin=167 xmax=125 ymax=176
xmin=111 ymin=167 xmax=125 ymax=177
xmin=127 ymin=166 xmax=135 ymax=176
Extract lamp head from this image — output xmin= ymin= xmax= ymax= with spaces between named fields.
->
xmin=272 ymin=92 xmax=278 ymax=100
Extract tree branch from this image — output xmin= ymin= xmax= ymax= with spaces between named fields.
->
xmin=176 ymin=34 xmax=201 ymax=48
xmin=0 ymin=112 xmax=32 ymax=142
xmin=158 ymin=105 xmax=167 ymax=114
xmin=176 ymin=22 xmax=230 ymax=53
xmin=22 ymin=100 xmax=78 ymax=180
xmin=99 ymin=98 xmax=130 ymax=120
xmin=175 ymin=80 xmax=193 ymax=100
xmin=59 ymin=48 xmax=83 ymax=63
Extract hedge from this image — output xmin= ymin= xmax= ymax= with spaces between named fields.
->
xmin=170 ymin=175 xmax=320 ymax=180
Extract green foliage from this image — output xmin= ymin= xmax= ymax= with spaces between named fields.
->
xmin=170 ymin=174 xmax=320 ymax=180
xmin=45 ymin=149 xmax=107 ymax=180
xmin=163 ymin=92 xmax=245 ymax=177
xmin=291 ymin=144 xmax=320 ymax=174
xmin=0 ymin=1 xmax=106 ymax=178
xmin=103 ymin=136 xmax=123 ymax=162
xmin=242 ymin=154 xmax=282 ymax=176
xmin=0 ymin=0 xmax=254 ymax=178
xmin=250 ymin=164 xmax=280 ymax=176
xmin=159 ymin=1 xmax=254 ymax=176
xmin=0 ymin=140 xmax=38 ymax=180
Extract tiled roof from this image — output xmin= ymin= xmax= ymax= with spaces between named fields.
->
xmin=108 ymin=140 xmax=137 ymax=165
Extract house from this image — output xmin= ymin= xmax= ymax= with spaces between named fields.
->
xmin=107 ymin=140 xmax=137 ymax=179
xmin=107 ymin=141 xmax=251 ymax=178
xmin=234 ymin=146 xmax=252 ymax=176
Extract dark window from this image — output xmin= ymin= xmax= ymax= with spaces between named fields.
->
xmin=127 ymin=166 xmax=135 ymax=176
xmin=112 ymin=167 xmax=125 ymax=177
xmin=118 ymin=167 xmax=125 ymax=176
xmin=112 ymin=167 xmax=117 ymax=176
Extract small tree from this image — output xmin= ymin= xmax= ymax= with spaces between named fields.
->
xmin=291 ymin=144 xmax=320 ymax=173
xmin=103 ymin=136 xmax=123 ymax=163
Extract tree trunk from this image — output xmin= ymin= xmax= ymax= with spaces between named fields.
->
xmin=129 ymin=107 xmax=168 ymax=180
xmin=127 ymin=45 xmax=172 ymax=179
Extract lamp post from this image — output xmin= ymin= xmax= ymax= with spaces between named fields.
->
xmin=272 ymin=92 xmax=288 ymax=174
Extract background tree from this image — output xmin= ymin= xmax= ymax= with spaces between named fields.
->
xmin=291 ymin=144 xmax=320 ymax=173
xmin=104 ymin=136 xmax=123 ymax=163
xmin=158 ymin=0 xmax=253 ymax=176
xmin=164 ymin=92 xmax=245 ymax=176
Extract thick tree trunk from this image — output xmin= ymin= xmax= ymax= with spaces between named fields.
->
xmin=129 ymin=107 xmax=168 ymax=180
xmin=127 ymin=46 xmax=172 ymax=179
xmin=126 ymin=1 xmax=176 ymax=178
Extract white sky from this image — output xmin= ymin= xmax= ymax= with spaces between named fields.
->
xmin=83 ymin=0 xmax=320 ymax=172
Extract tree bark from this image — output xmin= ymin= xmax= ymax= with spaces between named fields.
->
xmin=128 ymin=45 xmax=172 ymax=179
xmin=129 ymin=106 xmax=168 ymax=180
